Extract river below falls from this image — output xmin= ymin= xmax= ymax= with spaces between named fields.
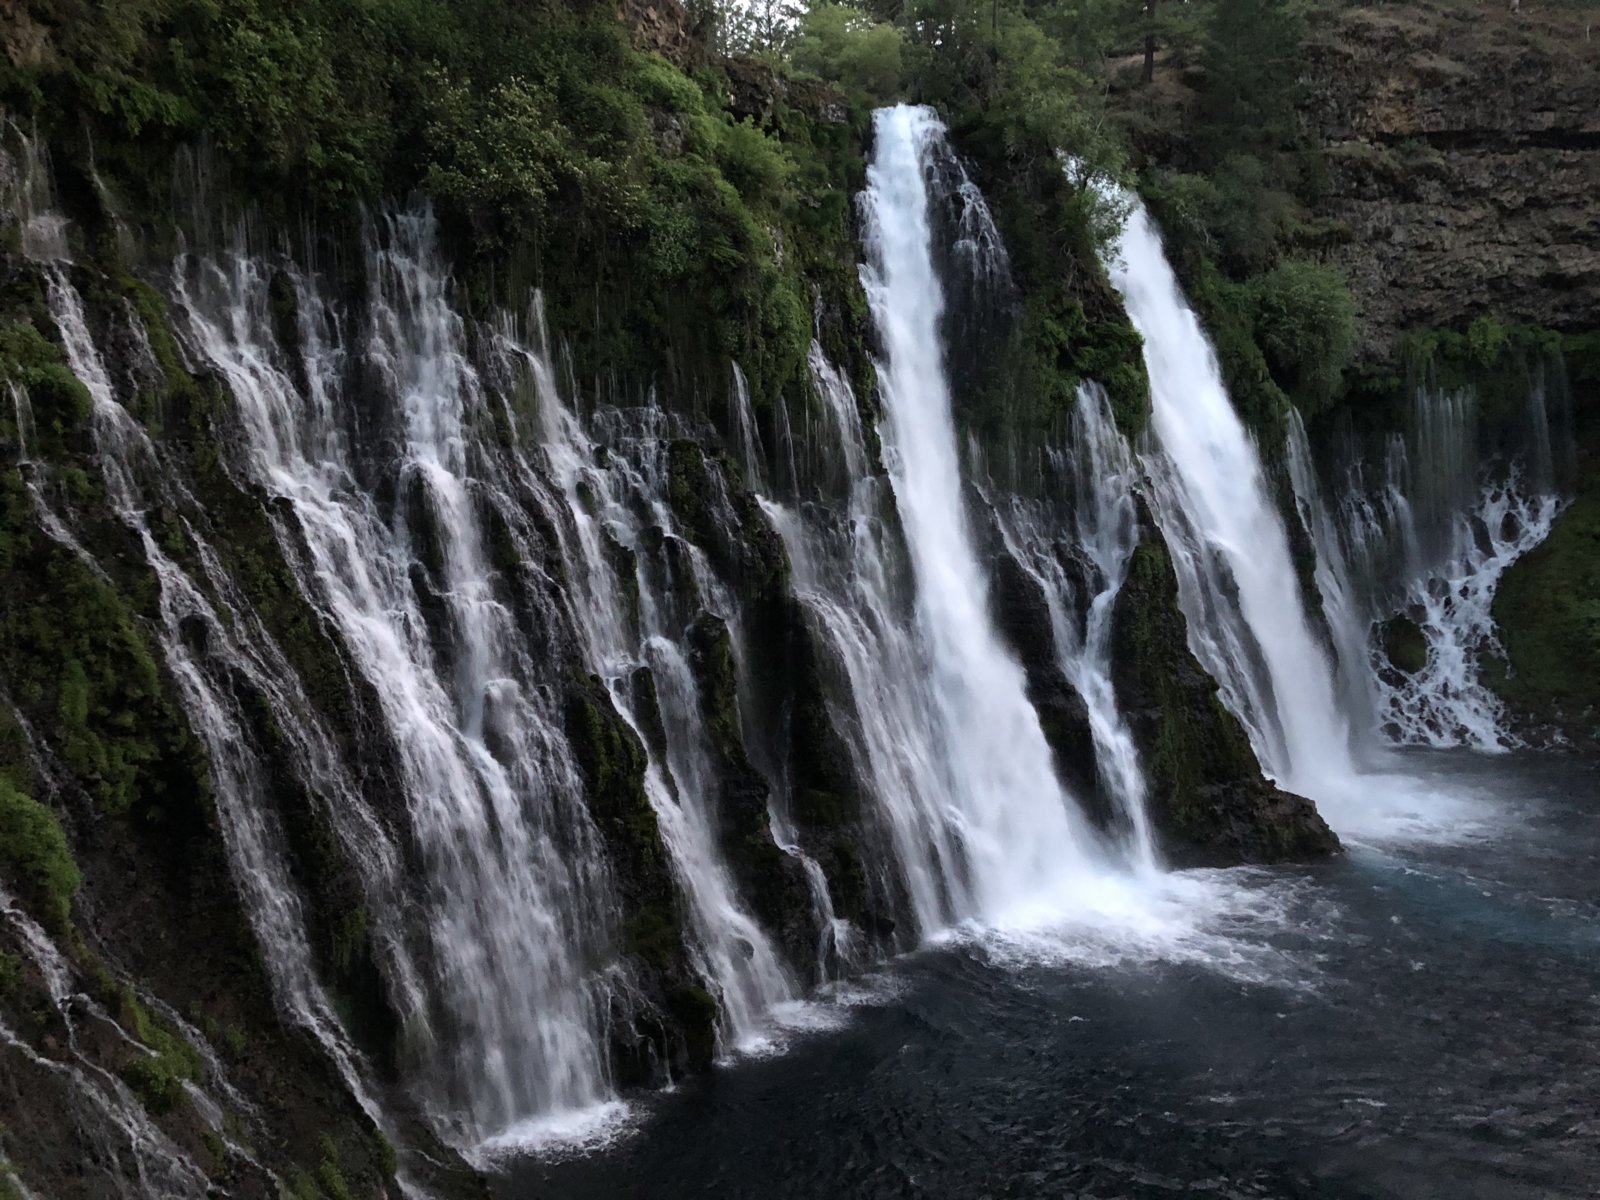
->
xmin=498 ymin=749 xmax=1599 ymax=1200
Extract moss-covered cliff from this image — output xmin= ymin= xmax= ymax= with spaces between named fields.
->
xmin=1111 ymin=515 xmax=1339 ymax=865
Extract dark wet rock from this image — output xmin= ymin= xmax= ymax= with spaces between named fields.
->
xmin=1380 ymin=613 xmax=1429 ymax=675
xmin=987 ymin=546 xmax=1109 ymax=825
xmin=1110 ymin=515 xmax=1340 ymax=866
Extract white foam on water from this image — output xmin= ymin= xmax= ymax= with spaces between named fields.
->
xmin=964 ymin=867 xmax=1337 ymax=988
xmin=473 ymin=1099 xmax=636 ymax=1164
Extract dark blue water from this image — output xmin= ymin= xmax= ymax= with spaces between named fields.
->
xmin=501 ymin=752 xmax=1599 ymax=1199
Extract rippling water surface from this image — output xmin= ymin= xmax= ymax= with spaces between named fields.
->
xmin=501 ymin=751 xmax=1599 ymax=1199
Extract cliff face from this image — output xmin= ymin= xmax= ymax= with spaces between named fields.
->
xmin=1303 ymin=1 xmax=1600 ymax=358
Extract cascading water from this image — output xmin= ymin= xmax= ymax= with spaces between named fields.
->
xmin=168 ymin=215 xmax=629 ymax=1150
xmin=495 ymin=306 xmax=798 ymax=1055
xmin=1290 ymin=385 xmax=1565 ymax=750
xmin=760 ymin=343 xmax=969 ymax=936
xmin=762 ymin=330 xmax=1306 ymax=972
xmin=1103 ymin=186 xmax=1571 ymax=843
xmin=1285 ymin=408 xmax=1385 ymax=736
xmin=13 ymin=163 xmax=409 ymax=1188
xmin=5 ymin=105 xmax=1417 ymax=1198
xmin=989 ymin=386 xmax=1157 ymax=869
xmin=1104 ymin=193 xmax=1360 ymax=803
xmin=0 ymin=886 xmax=213 ymax=1200
xmin=856 ymin=105 xmax=1107 ymax=924
xmin=727 ymin=362 xmax=766 ymax=487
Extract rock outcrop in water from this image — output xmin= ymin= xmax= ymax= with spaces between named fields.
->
xmin=1111 ymin=515 xmax=1339 ymax=866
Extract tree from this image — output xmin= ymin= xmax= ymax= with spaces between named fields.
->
xmin=1197 ymin=0 xmax=1308 ymax=158
xmin=685 ymin=0 xmax=806 ymax=54
xmin=1142 ymin=0 xmax=1157 ymax=84
xmin=1247 ymin=259 xmax=1355 ymax=412
xmin=791 ymin=4 xmax=906 ymax=100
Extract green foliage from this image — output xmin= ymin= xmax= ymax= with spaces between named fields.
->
xmin=1146 ymin=159 xmax=1302 ymax=278
xmin=1380 ymin=615 xmax=1428 ymax=675
xmin=1196 ymin=0 xmax=1309 ymax=162
xmin=1246 ymin=259 xmax=1355 ymax=417
xmin=0 ymin=951 xmax=22 ymax=997
xmin=117 ymin=987 xmax=203 ymax=1115
xmin=1491 ymin=476 xmax=1600 ymax=734
xmin=1396 ymin=319 xmax=1575 ymax=423
xmin=791 ymin=4 xmax=904 ymax=101
xmin=422 ymin=74 xmax=645 ymax=238
xmin=0 ymin=780 xmax=80 ymax=932
xmin=1121 ymin=0 xmax=1352 ymax=439
xmin=0 ymin=539 xmax=194 ymax=818
xmin=874 ymin=0 xmax=1150 ymax=443
xmin=5 ymin=0 xmax=861 ymax=422
xmin=316 ymin=1135 xmax=354 ymax=1200
xmin=373 ymin=1131 xmax=398 ymax=1179
xmin=900 ymin=0 xmax=1124 ymax=178
xmin=0 ymin=320 xmax=93 ymax=459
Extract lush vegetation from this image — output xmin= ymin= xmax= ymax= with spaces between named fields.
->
xmin=2 ymin=0 xmax=871 ymax=419
xmin=1491 ymin=475 xmax=1600 ymax=742
xmin=0 ymin=0 xmax=1373 ymax=446
xmin=0 ymin=778 xmax=81 ymax=932
xmin=1126 ymin=0 xmax=1357 ymax=440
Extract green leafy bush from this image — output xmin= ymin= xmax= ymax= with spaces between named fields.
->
xmin=0 ymin=779 xmax=80 ymax=931
xmin=1247 ymin=259 xmax=1355 ymax=416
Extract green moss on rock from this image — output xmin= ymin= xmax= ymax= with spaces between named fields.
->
xmin=1490 ymin=478 xmax=1600 ymax=745
xmin=0 ymin=779 xmax=81 ymax=932
xmin=685 ymin=612 xmax=814 ymax=969
xmin=1111 ymin=521 xmax=1339 ymax=865
xmin=1380 ymin=614 xmax=1428 ymax=676
xmin=115 ymin=987 xmax=204 ymax=1116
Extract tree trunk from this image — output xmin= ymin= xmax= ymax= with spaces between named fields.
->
xmin=1142 ymin=0 xmax=1157 ymax=85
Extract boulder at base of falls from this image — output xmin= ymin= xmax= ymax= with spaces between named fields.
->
xmin=987 ymin=546 xmax=1108 ymax=826
xmin=1110 ymin=525 xmax=1340 ymax=866
xmin=1380 ymin=614 xmax=1429 ymax=676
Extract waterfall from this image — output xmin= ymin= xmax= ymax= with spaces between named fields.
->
xmin=1103 ymin=188 xmax=1570 ymax=842
xmin=15 ymin=244 xmax=408 ymax=1190
xmin=727 ymin=362 xmax=766 ymax=487
xmin=761 ymin=342 xmax=973 ymax=936
xmin=1103 ymin=195 xmax=1362 ymax=804
xmin=497 ymin=306 xmax=798 ymax=1054
xmin=1285 ymin=409 xmax=1382 ymax=734
xmin=857 ymin=105 xmax=1105 ymax=924
xmin=0 ymin=887 xmax=215 ymax=1199
xmin=1290 ymin=386 xmax=1565 ymax=750
xmin=168 ymin=217 xmax=625 ymax=1149
xmin=989 ymin=387 xmax=1157 ymax=869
